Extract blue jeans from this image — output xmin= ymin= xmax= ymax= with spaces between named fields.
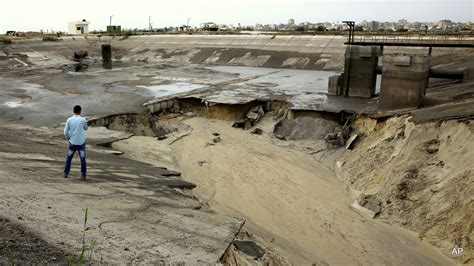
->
xmin=64 ymin=143 xmax=87 ymax=177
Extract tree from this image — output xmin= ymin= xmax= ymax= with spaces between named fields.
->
xmin=396 ymin=28 xmax=408 ymax=32
xmin=295 ymin=26 xmax=306 ymax=32
xmin=315 ymin=26 xmax=326 ymax=31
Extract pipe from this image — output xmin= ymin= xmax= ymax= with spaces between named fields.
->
xmin=428 ymin=69 xmax=464 ymax=79
xmin=375 ymin=66 xmax=464 ymax=79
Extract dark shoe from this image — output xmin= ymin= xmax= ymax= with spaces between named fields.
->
xmin=81 ymin=176 xmax=87 ymax=181
xmin=64 ymin=175 xmax=68 ymax=178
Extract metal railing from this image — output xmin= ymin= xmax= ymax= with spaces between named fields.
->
xmin=351 ymin=34 xmax=474 ymax=47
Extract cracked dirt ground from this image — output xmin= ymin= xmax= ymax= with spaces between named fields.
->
xmin=0 ymin=124 xmax=243 ymax=263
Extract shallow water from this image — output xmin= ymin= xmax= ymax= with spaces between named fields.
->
xmin=3 ymin=101 xmax=23 ymax=108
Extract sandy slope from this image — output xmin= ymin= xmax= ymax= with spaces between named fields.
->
xmin=339 ymin=116 xmax=474 ymax=264
xmin=113 ymin=117 xmax=454 ymax=265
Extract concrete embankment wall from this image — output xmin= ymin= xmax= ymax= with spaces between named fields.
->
xmin=110 ymin=35 xmax=347 ymax=70
xmin=1 ymin=37 xmax=100 ymax=68
xmin=1 ymin=35 xmax=347 ymax=71
xmin=2 ymin=35 xmax=472 ymax=71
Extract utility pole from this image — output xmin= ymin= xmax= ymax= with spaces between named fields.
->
xmin=149 ymin=16 xmax=152 ymax=31
xmin=187 ymin=18 xmax=190 ymax=30
xmin=110 ymin=15 xmax=114 ymax=26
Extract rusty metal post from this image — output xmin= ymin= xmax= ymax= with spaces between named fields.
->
xmin=101 ymin=44 xmax=112 ymax=69
xmin=101 ymin=44 xmax=112 ymax=61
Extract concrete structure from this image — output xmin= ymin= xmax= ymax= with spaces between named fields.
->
xmin=102 ymin=44 xmax=112 ymax=61
xmin=342 ymin=45 xmax=380 ymax=98
xmin=107 ymin=25 xmax=121 ymax=33
xmin=101 ymin=44 xmax=112 ymax=69
xmin=464 ymin=68 xmax=474 ymax=83
xmin=328 ymin=75 xmax=343 ymax=96
xmin=68 ymin=19 xmax=90 ymax=35
xmin=379 ymin=54 xmax=431 ymax=110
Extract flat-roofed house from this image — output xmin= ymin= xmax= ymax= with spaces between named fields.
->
xmin=68 ymin=20 xmax=90 ymax=34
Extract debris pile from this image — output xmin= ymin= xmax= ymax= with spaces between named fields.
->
xmin=324 ymin=119 xmax=355 ymax=149
xmin=73 ymin=50 xmax=88 ymax=61
xmin=232 ymin=105 xmax=265 ymax=130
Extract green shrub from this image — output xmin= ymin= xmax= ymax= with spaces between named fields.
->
xmin=42 ymin=35 xmax=60 ymax=42
xmin=0 ymin=37 xmax=12 ymax=44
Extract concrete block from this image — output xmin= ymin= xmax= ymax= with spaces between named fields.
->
xmin=273 ymin=117 xmax=337 ymax=140
xmin=343 ymin=45 xmax=380 ymax=98
xmin=358 ymin=46 xmax=376 ymax=58
xmin=327 ymin=74 xmax=343 ymax=96
xmin=393 ymin=55 xmax=411 ymax=66
xmin=379 ymin=54 xmax=431 ymax=110
xmin=101 ymin=44 xmax=112 ymax=61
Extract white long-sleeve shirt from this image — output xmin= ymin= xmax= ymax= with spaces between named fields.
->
xmin=64 ymin=115 xmax=88 ymax=145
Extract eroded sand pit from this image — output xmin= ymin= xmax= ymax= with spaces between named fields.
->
xmin=111 ymin=113 xmax=457 ymax=265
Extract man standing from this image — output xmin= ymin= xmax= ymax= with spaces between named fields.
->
xmin=64 ymin=105 xmax=88 ymax=180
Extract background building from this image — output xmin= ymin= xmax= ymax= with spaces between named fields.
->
xmin=68 ymin=19 xmax=90 ymax=34
xmin=106 ymin=25 xmax=121 ymax=33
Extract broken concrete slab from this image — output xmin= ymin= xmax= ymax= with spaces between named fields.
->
xmin=351 ymin=201 xmax=378 ymax=219
xmin=358 ymin=195 xmax=382 ymax=216
xmin=87 ymin=147 xmax=124 ymax=155
xmin=409 ymin=98 xmax=474 ymax=123
xmin=233 ymin=240 xmax=265 ymax=259
xmin=325 ymin=132 xmax=345 ymax=149
xmin=166 ymin=180 xmax=197 ymax=190
xmin=274 ymin=117 xmax=337 ymax=140
xmin=246 ymin=105 xmax=264 ymax=122
xmin=157 ymin=169 xmax=182 ymax=176
xmin=351 ymin=194 xmax=382 ymax=219
xmin=86 ymin=126 xmax=134 ymax=146
xmin=232 ymin=105 xmax=265 ymax=130
xmin=0 ymin=124 xmax=243 ymax=264
xmin=345 ymin=134 xmax=358 ymax=150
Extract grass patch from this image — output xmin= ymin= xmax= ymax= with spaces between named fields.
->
xmin=68 ymin=208 xmax=101 ymax=265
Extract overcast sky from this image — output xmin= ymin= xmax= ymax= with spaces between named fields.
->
xmin=0 ymin=0 xmax=472 ymax=33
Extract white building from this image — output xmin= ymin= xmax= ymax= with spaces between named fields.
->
xmin=68 ymin=20 xmax=90 ymax=35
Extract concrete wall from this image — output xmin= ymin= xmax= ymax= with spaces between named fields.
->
xmin=343 ymin=46 xmax=380 ymax=98
xmin=0 ymin=35 xmax=348 ymax=71
xmin=379 ymin=54 xmax=431 ymax=110
xmin=110 ymin=35 xmax=348 ymax=70
xmin=2 ymin=35 xmax=471 ymax=72
xmin=111 ymin=35 xmax=346 ymax=53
